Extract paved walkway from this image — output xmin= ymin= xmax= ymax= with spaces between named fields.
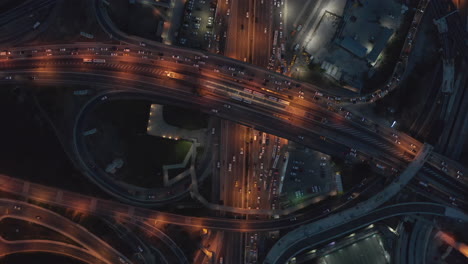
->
xmin=146 ymin=104 xmax=206 ymax=186
xmin=264 ymin=143 xmax=433 ymax=264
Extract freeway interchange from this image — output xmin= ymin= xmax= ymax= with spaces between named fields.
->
xmin=1 ymin=0 xmax=468 ymax=262
xmin=0 ymin=41 xmax=467 ymax=263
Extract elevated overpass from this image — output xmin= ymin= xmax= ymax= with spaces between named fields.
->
xmin=264 ymin=202 xmax=468 ymax=264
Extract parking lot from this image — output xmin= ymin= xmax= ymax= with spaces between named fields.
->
xmin=177 ymin=0 xmax=217 ymax=50
xmin=280 ymin=144 xmax=336 ymax=208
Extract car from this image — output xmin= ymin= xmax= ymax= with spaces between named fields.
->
xmin=13 ymin=205 xmax=21 ymax=210
xmin=101 ymin=96 xmax=108 ymax=101
xmin=224 ymin=104 xmax=231 ymax=108
xmin=345 ymin=112 xmax=352 ymax=119
xmin=148 ymin=194 xmax=155 ymax=199
xmin=240 ymin=148 xmax=244 ymax=155
xmin=59 ymin=48 xmax=66 ymax=51
xmin=264 ymin=28 xmax=267 ymax=34
xmin=320 ymin=162 xmax=326 ymax=166
xmin=216 ymin=161 xmax=220 ymax=168
xmin=111 ymin=53 xmax=117 ymax=56
xmin=298 ymin=135 xmax=304 ymax=140
xmin=137 ymin=246 xmax=144 ymax=252
xmin=233 ymin=156 xmax=236 ymax=162
xmin=323 ymin=208 xmax=330 ymax=213
xmin=35 ymin=216 xmax=42 ymax=220
xmin=211 ymin=127 xmax=216 ymax=134
xmin=5 ymin=76 xmax=12 ymax=80
xmin=123 ymin=48 xmax=130 ymax=52
xmin=228 ymin=163 xmax=232 ymax=172
xmin=139 ymin=42 xmax=146 ymax=47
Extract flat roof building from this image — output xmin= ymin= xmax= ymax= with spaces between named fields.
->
xmin=339 ymin=37 xmax=368 ymax=58
xmin=367 ymin=27 xmax=394 ymax=63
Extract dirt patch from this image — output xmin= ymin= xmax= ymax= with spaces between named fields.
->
xmin=107 ymin=0 xmax=166 ymax=41
xmin=0 ymin=217 xmax=80 ymax=246
xmin=33 ymin=1 xmax=109 ymax=44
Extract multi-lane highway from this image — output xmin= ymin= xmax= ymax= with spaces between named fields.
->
xmin=0 ymin=198 xmax=131 ymax=264
xmin=0 ymin=173 xmax=409 ymax=232
xmin=0 ymin=1 xmax=467 ymax=263
xmin=264 ymin=202 xmax=466 ymax=264
xmin=1 ymin=44 xmax=465 ymax=182
xmin=0 ymin=237 xmax=107 ymax=264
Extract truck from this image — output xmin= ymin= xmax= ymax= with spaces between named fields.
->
xmin=33 ymin=21 xmax=41 ymax=30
